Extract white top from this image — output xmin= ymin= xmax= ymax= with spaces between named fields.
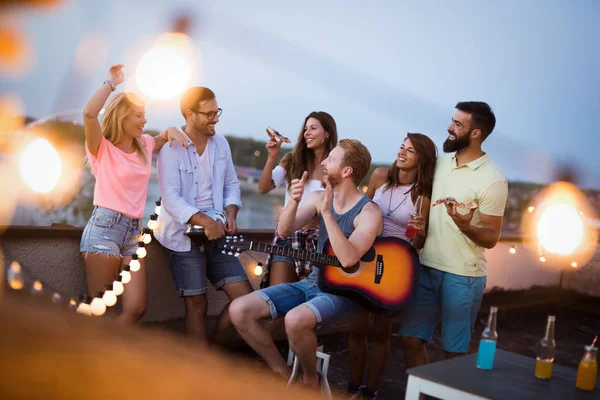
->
xmin=195 ymin=140 xmax=214 ymax=210
xmin=372 ymin=183 xmax=417 ymax=240
xmin=272 ymin=165 xmax=324 ymax=206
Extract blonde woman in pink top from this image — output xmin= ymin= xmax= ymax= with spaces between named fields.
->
xmin=80 ymin=64 xmax=186 ymax=324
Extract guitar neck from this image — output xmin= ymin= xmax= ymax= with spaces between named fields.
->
xmin=248 ymin=241 xmax=342 ymax=268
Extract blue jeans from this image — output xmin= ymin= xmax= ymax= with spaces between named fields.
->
xmin=80 ymin=206 xmax=141 ymax=257
xmin=256 ymin=268 xmax=359 ymax=329
xmin=399 ymin=265 xmax=486 ymax=353
xmin=164 ymin=245 xmax=249 ymax=297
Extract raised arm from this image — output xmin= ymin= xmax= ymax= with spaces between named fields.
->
xmin=153 ymin=127 xmax=188 ymax=153
xmin=258 ymin=137 xmax=287 ymax=194
xmin=277 ymin=171 xmax=319 ymax=236
xmin=83 ymin=64 xmax=124 ymax=156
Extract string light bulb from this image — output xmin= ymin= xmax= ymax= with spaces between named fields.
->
xmin=136 ymin=242 xmax=147 ymax=258
xmin=130 ymin=254 xmax=141 ymax=272
xmin=120 ymin=265 xmax=132 ymax=284
xmin=154 ymin=199 xmax=161 ymax=216
xmin=540 ymin=255 xmax=547 ymax=263
xmin=528 ymin=206 xmax=535 ymax=213
xmin=253 ymin=262 xmax=264 ymax=276
xmin=8 ymin=261 xmax=24 ymax=290
xmin=52 ymin=292 xmax=62 ymax=303
xmin=69 ymin=298 xmax=78 ymax=309
xmin=31 ymin=280 xmax=43 ymax=294
xmin=102 ymin=285 xmax=118 ymax=307
xmin=142 ymin=228 xmax=152 ymax=244
xmin=76 ymin=296 xmax=93 ymax=316
xmin=112 ymin=275 xmax=124 ymax=296
xmin=148 ymin=214 xmax=158 ymax=230
xmin=571 ymin=261 xmax=578 ymax=268
xmin=509 ymin=246 xmax=516 ymax=254
xmin=90 ymin=292 xmax=107 ymax=316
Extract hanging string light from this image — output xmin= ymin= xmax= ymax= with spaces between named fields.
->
xmin=120 ymin=265 xmax=132 ymax=284
xmin=148 ymin=214 xmax=158 ymax=230
xmin=90 ymin=292 xmax=107 ymax=316
xmin=76 ymin=295 xmax=92 ymax=316
xmin=154 ymin=198 xmax=162 ymax=216
xmin=129 ymin=255 xmax=141 ymax=272
xmin=141 ymin=228 xmax=152 ymax=245
xmin=136 ymin=242 xmax=147 ymax=258
xmin=102 ymin=284 xmax=118 ymax=307
xmin=8 ymin=261 xmax=24 ymax=290
xmin=112 ymin=275 xmax=125 ymax=296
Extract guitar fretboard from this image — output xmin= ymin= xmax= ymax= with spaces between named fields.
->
xmin=249 ymin=241 xmax=342 ymax=268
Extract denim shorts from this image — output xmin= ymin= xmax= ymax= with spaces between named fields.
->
xmin=80 ymin=206 xmax=141 ymax=257
xmin=270 ymin=237 xmax=294 ymax=264
xmin=399 ymin=265 xmax=486 ymax=353
xmin=256 ymin=268 xmax=359 ymax=329
xmin=164 ymin=245 xmax=249 ymax=297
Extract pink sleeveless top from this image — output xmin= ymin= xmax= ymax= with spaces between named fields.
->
xmin=372 ymin=183 xmax=417 ymax=241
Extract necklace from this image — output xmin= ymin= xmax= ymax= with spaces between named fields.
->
xmin=386 ymin=185 xmax=411 ymax=216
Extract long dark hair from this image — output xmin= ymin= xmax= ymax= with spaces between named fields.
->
xmin=282 ymin=111 xmax=338 ymax=185
xmin=385 ymin=133 xmax=437 ymax=203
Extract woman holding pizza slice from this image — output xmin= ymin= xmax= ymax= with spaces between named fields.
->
xmin=257 ymin=112 xmax=338 ymax=288
xmin=345 ymin=133 xmax=437 ymax=400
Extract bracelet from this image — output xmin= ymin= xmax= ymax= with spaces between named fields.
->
xmin=103 ymin=80 xmax=116 ymax=92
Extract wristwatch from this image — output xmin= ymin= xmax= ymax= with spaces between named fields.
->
xmin=103 ymin=80 xmax=116 ymax=91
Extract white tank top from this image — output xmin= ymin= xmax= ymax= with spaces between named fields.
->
xmin=271 ymin=165 xmax=324 ymax=206
xmin=372 ymin=183 xmax=417 ymax=240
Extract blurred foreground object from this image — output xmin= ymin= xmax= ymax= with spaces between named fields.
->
xmin=521 ymin=181 xmax=598 ymax=269
xmin=0 ymin=293 xmax=321 ymax=400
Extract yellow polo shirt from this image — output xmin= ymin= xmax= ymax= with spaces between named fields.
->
xmin=420 ymin=154 xmax=508 ymax=277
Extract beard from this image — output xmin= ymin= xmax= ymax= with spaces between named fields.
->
xmin=324 ymin=171 xmax=342 ymax=187
xmin=443 ymin=131 xmax=471 ymax=153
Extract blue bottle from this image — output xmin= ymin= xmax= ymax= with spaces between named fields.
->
xmin=476 ymin=306 xmax=498 ymax=370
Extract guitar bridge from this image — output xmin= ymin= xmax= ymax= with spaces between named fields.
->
xmin=374 ymin=254 xmax=383 ymax=284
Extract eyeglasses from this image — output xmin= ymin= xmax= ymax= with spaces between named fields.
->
xmin=192 ymin=108 xmax=222 ymax=120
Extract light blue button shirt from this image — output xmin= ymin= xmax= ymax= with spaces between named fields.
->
xmin=153 ymin=131 xmax=242 ymax=252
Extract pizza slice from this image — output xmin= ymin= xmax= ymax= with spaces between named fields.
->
xmin=433 ymin=197 xmax=478 ymax=210
xmin=266 ymin=127 xmax=291 ymax=144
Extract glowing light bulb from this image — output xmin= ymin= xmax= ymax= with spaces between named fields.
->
xmin=52 ymin=292 xmax=62 ymax=303
xmin=537 ymin=204 xmax=584 ymax=255
xmin=571 ymin=261 xmax=578 ymax=268
xmin=120 ymin=270 xmax=132 ymax=284
xmin=130 ymin=255 xmax=141 ymax=272
xmin=90 ymin=294 xmax=107 ymax=316
xmin=540 ymin=256 xmax=546 ymax=263
xmin=69 ymin=299 xmax=78 ymax=309
xmin=142 ymin=228 xmax=152 ymax=244
xmin=528 ymin=206 xmax=535 ymax=213
xmin=8 ymin=261 xmax=24 ymax=290
xmin=76 ymin=296 xmax=93 ymax=316
xmin=136 ymin=242 xmax=147 ymax=259
xmin=19 ymin=138 xmax=62 ymax=193
xmin=148 ymin=214 xmax=158 ymax=230
xmin=154 ymin=201 xmax=161 ymax=216
xmin=509 ymin=246 xmax=516 ymax=254
xmin=135 ymin=33 xmax=195 ymax=100
xmin=253 ymin=263 xmax=264 ymax=276
xmin=112 ymin=280 xmax=124 ymax=296
xmin=31 ymin=280 xmax=43 ymax=294
xmin=102 ymin=287 xmax=117 ymax=307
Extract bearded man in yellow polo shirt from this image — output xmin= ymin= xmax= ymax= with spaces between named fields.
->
xmin=400 ymin=101 xmax=508 ymax=367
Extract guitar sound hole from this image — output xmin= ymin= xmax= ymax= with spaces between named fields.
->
xmin=339 ymin=262 xmax=362 ymax=277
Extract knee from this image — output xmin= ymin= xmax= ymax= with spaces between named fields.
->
xmin=285 ymin=308 xmax=316 ymax=338
xmin=401 ymin=336 xmax=425 ymax=352
xmin=229 ymin=295 xmax=255 ymax=328
xmin=123 ymin=303 xmax=146 ymax=321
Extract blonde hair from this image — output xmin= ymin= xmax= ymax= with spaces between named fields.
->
xmin=338 ymin=139 xmax=372 ymax=186
xmin=101 ymin=92 xmax=147 ymax=164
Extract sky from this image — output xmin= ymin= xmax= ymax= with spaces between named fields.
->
xmin=1 ymin=0 xmax=599 ymax=187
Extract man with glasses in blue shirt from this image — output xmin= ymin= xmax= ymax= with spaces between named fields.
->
xmin=154 ymin=86 xmax=252 ymax=347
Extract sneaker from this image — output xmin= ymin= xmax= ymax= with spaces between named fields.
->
xmin=344 ymin=383 xmax=364 ymax=399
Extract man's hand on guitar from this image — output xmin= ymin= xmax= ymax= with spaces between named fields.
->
xmin=320 ymin=175 xmax=333 ymax=216
xmin=203 ymin=219 xmax=226 ymax=241
xmin=290 ymin=171 xmax=308 ymax=203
